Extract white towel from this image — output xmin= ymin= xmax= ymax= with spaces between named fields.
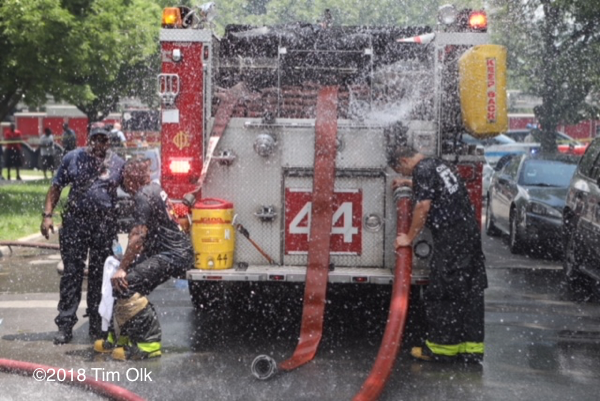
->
xmin=99 ymin=256 xmax=120 ymax=331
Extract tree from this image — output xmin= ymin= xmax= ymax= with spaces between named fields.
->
xmin=0 ymin=0 xmax=161 ymax=125
xmin=491 ymin=0 xmax=600 ymax=152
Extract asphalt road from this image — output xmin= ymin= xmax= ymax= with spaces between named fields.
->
xmin=1 ymin=219 xmax=599 ymax=400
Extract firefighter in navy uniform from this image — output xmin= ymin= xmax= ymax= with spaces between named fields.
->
xmin=389 ymin=145 xmax=487 ymax=363
xmin=94 ymin=158 xmax=193 ymax=360
xmin=41 ymin=127 xmax=125 ymax=344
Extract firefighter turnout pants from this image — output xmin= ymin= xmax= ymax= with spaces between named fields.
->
xmin=113 ymin=256 xmax=187 ymax=354
xmin=424 ymin=219 xmax=488 ymax=358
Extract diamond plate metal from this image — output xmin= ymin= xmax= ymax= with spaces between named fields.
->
xmin=160 ymin=29 xmax=213 ymax=42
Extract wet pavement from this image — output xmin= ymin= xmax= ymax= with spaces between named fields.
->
xmin=1 ymin=223 xmax=600 ymax=400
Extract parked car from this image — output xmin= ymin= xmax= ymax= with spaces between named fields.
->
xmin=505 ymin=129 xmax=588 ymax=155
xmin=485 ymin=152 xmax=579 ymax=255
xmin=116 ymin=147 xmax=161 ymax=232
xmin=562 ymin=137 xmax=600 ymax=297
xmin=484 ymin=141 xmax=540 ymax=167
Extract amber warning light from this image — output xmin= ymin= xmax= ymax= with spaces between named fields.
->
xmin=162 ymin=7 xmax=182 ymax=28
xmin=468 ymin=11 xmax=487 ymax=31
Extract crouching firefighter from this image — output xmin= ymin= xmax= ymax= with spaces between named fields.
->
xmin=389 ymin=144 xmax=488 ymax=364
xmin=94 ymin=158 xmax=193 ymax=360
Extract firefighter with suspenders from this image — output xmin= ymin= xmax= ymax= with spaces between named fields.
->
xmin=389 ymin=145 xmax=487 ymax=364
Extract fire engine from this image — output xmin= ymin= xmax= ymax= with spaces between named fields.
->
xmin=157 ymin=3 xmax=507 ymax=387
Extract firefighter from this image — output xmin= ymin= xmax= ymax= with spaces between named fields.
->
xmin=61 ymin=122 xmax=77 ymax=153
xmin=389 ymin=144 xmax=487 ymax=364
xmin=41 ymin=127 xmax=125 ymax=344
xmin=94 ymin=158 xmax=193 ymax=360
xmin=5 ymin=123 xmax=23 ymax=181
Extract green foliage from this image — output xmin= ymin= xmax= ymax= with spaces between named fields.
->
xmin=491 ymin=0 xmax=600 ymax=151
xmin=0 ymin=178 xmax=68 ymax=241
xmin=0 ymin=0 xmax=162 ymax=123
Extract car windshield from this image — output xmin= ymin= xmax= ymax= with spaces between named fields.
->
xmin=519 ymin=159 xmax=577 ymax=187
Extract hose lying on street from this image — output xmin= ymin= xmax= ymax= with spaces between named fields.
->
xmin=0 ymin=358 xmax=145 ymax=401
xmin=352 ymin=186 xmax=413 ymax=401
xmin=0 ymin=241 xmax=60 ymax=253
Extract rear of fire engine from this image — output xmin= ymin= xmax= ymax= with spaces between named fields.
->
xmin=157 ymin=2 xmax=507 ymax=392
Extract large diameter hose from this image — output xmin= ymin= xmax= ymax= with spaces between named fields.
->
xmin=353 ymin=186 xmax=413 ymax=401
xmin=251 ymin=86 xmax=339 ymax=380
xmin=0 ymin=359 xmax=145 ymax=401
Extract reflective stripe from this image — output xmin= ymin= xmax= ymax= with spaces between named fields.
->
xmin=107 ymin=332 xmax=130 ymax=346
xmin=463 ymin=342 xmax=484 ymax=354
xmin=137 ymin=341 xmax=161 ymax=353
xmin=426 ymin=340 xmax=461 ymax=356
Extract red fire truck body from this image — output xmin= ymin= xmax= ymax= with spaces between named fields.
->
xmin=156 ymin=7 xmax=507 ymax=307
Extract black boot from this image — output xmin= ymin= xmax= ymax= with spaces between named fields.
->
xmin=54 ymin=328 xmax=73 ymax=345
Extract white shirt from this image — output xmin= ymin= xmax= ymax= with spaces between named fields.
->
xmin=40 ymin=134 xmax=54 ymax=156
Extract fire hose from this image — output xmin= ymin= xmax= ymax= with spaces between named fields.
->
xmin=182 ymin=82 xmax=250 ymax=208
xmin=0 ymin=359 xmax=145 ymax=401
xmin=0 ymin=241 xmax=60 ymax=253
xmin=251 ymin=86 xmax=339 ymax=380
xmin=353 ymin=186 xmax=413 ymax=401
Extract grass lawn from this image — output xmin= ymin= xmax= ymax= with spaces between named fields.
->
xmin=1 ymin=169 xmax=45 ymax=179
xmin=0 ymin=174 xmax=68 ymax=241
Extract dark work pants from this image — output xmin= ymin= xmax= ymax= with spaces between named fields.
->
xmin=57 ymin=213 xmax=116 ymax=333
xmin=114 ymin=255 xmax=188 ymax=346
xmin=425 ymin=220 xmax=488 ymax=347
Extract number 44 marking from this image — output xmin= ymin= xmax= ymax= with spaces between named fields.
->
xmin=289 ymin=202 xmax=358 ymax=243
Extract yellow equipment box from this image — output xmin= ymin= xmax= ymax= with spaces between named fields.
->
xmin=191 ymin=198 xmax=235 ymax=270
xmin=459 ymin=44 xmax=508 ymax=138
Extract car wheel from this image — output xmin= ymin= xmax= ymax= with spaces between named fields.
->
xmin=509 ymin=209 xmax=524 ymax=254
xmin=563 ymin=232 xmax=593 ymax=301
xmin=485 ymin=200 xmax=500 ymax=237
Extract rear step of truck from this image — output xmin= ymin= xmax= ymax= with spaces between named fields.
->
xmin=186 ymin=265 xmax=430 ymax=285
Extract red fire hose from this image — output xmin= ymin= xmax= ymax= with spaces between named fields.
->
xmin=0 ymin=359 xmax=145 ymax=401
xmin=251 ymin=86 xmax=339 ymax=379
xmin=353 ymin=186 xmax=413 ymax=401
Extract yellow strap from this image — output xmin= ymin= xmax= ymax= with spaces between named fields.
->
xmin=137 ymin=341 xmax=161 ymax=353
xmin=425 ymin=340 xmax=461 ymax=356
xmin=463 ymin=342 xmax=484 ymax=354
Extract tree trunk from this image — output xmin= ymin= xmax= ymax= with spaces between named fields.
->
xmin=0 ymin=90 xmax=22 ymax=123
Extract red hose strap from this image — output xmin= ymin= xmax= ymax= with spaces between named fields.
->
xmin=0 ymin=358 xmax=145 ymax=401
xmin=353 ymin=192 xmax=413 ymax=401
xmin=279 ymin=86 xmax=339 ymax=371
xmin=188 ymin=82 xmax=249 ymax=199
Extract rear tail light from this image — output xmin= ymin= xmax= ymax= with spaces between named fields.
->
xmin=169 ymin=158 xmax=192 ymax=174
